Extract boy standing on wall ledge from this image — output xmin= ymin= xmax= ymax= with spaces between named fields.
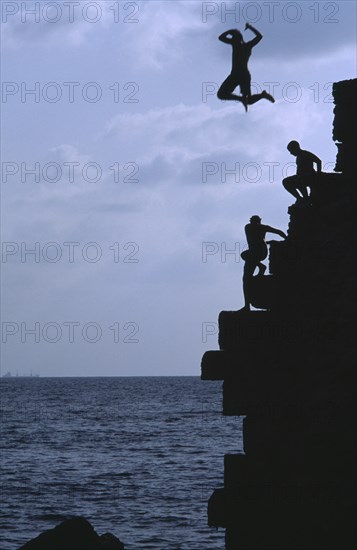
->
xmin=241 ymin=216 xmax=286 ymax=311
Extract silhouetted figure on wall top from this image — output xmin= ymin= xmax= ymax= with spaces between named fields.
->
xmin=283 ymin=140 xmax=322 ymax=203
xmin=217 ymin=23 xmax=275 ymax=111
xmin=240 ymin=216 xmax=286 ymax=310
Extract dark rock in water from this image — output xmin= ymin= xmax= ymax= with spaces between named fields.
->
xmin=99 ymin=532 xmax=125 ymax=549
xmin=208 ymin=488 xmax=226 ymax=528
xmin=18 ymin=517 xmax=125 ymax=550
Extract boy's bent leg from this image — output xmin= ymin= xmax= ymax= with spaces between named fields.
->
xmin=242 ymin=254 xmax=256 ymax=278
xmin=295 ymin=175 xmax=310 ymax=199
xmin=257 ymin=262 xmax=267 ymax=276
xmin=242 ymin=260 xmax=257 ymax=310
xmin=246 ymin=91 xmax=275 ymax=105
xmin=297 ymin=184 xmax=309 ymax=199
xmin=217 ymin=75 xmax=239 ymax=100
xmin=261 ymin=90 xmax=275 ymax=102
xmin=283 ymin=176 xmax=301 ymax=200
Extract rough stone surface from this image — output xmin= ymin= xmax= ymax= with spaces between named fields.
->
xmin=18 ymin=517 xmax=125 ymax=550
xmin=202 ymin=79 xmax=357 ymax=550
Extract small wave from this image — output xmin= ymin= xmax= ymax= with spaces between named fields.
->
xmin=32 ymin=513 xmax=71 ymax=522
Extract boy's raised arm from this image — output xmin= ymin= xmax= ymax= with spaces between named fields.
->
xmin=245 ymin=22 xmax=263 ymax=47
xmin=218 ymin=29 xmax=238 ymax=43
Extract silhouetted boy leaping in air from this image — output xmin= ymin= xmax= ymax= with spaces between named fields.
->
xmin=241 ymin=216 xmax=286 ymax=310
xmin=217 ymin=23 xmax=275 ymax=111
xmin=283 ymin=140 xmax=322 ymax=202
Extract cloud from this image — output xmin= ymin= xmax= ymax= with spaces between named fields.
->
xmin=104 ymin=94 xmax=325 ymax=180
xmin=121 ymin=1 xmax=205 ymax=69
xmin=1 ymin=0 xmax=116 ymax=49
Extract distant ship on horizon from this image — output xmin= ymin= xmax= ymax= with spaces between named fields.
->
xmin=2 ymin=370 xmax=40 ymax=378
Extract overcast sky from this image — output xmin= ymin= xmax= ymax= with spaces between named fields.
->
xmin=1 ymin=0 xmax=356 ymax=376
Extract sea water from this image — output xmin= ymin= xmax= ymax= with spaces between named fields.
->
xmin=0 ymin=377 xmax=243 ymax=549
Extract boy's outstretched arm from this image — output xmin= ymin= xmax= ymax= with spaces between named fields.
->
xmin=245 ymin=22 xmax=262 ymax=47
xmin=218 ymin=29 xmax=237 ymax=43
xmin=265 ymin=226 xmax=287 ymax=239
